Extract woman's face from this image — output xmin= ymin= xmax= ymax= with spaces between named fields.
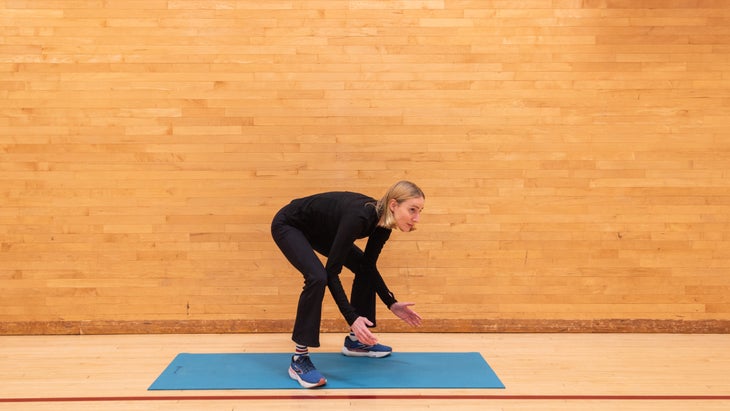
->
xmin=389 ymin=197 xmax=425 ymax=232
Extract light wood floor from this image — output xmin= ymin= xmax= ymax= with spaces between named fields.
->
xmin=0 ymin=333 xmax=728 ymax=410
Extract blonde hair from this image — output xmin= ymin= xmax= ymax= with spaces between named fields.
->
xmin=376 ymin=180 xmax=425 ymax=229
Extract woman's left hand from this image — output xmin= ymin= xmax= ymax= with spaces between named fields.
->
xmin=390 ymin=302 xmax=422 ymax=327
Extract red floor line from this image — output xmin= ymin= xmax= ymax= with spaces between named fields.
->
xmin=1 ymin=395 xmax=730 ymax=403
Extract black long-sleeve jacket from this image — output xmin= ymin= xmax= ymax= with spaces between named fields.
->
xmin=279 ymin=191 xmax=397 ymax=324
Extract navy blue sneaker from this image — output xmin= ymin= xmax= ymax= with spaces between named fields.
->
xmin=341 ymin=337 xmax=392 ymax=358
xmin=288 ymin=355 xmax=326 ymax=388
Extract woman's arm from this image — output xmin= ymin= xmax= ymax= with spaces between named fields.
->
xmin=324 ymin=214 xmax=366 ymax=325
xmin=362 ymin=227 xmax=397 ymax=307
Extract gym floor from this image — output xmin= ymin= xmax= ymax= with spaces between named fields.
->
xmin=1 ymin=333 xmax=729 ymax=410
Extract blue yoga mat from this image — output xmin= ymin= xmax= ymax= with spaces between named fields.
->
xmin=149 ymin=352 xmax=504 ymax=390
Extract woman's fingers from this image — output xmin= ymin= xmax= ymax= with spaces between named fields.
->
xmin=352 ymin=316 xmax=378 ymax=345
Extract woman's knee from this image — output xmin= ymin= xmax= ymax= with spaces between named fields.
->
xmin=303 ymin=270 xmax=327 ymax=289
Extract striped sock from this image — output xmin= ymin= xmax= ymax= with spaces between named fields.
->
xmin=348 ymin=331 xmax=358 ymax=342
xmin=294 ymin=344 xmax=308 ymax=360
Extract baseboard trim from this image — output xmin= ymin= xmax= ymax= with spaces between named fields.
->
xmin=1 ymin=318 xmax=728 ymax=335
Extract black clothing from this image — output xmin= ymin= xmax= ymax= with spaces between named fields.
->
xmin=271 ymin=191 xmax=397 ymax=347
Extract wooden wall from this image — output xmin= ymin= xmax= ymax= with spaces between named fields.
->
xmin=1 ymin=0 xmax=729 ymax=334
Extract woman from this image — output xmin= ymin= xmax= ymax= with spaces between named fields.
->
xmin=271 ymin=180 xmax=425 ymax=388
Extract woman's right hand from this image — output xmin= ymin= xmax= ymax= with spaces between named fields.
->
xmin=350 ymin=316 xmax=378 ymax=345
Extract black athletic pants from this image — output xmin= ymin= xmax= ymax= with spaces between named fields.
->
xmin=271 ymin=212 xmax=376 ymax=348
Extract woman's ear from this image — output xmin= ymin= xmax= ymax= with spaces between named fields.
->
xmin=388 ymin=198 xmax=398 ymax=212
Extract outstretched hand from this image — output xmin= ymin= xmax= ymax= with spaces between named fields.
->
xmin=390 ymin=302 xmax=422 ymax=327
xmin=350 ymin=316 xmax=378 ymax=345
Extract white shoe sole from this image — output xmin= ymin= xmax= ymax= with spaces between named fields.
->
xmin=288 ymin=366 xmax=326 ymax=388
xmin=341 ymin=346 xmax=392 ymax=358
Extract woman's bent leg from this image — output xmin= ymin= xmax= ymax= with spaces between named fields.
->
xmin=272 ymin=218 xmax=328 ymax=348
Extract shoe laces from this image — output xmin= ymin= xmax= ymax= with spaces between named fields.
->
xmin=355 ymin=339 xmax=378 ymax=349
xmin=294 ymin=355 xmax=316 ymax=373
